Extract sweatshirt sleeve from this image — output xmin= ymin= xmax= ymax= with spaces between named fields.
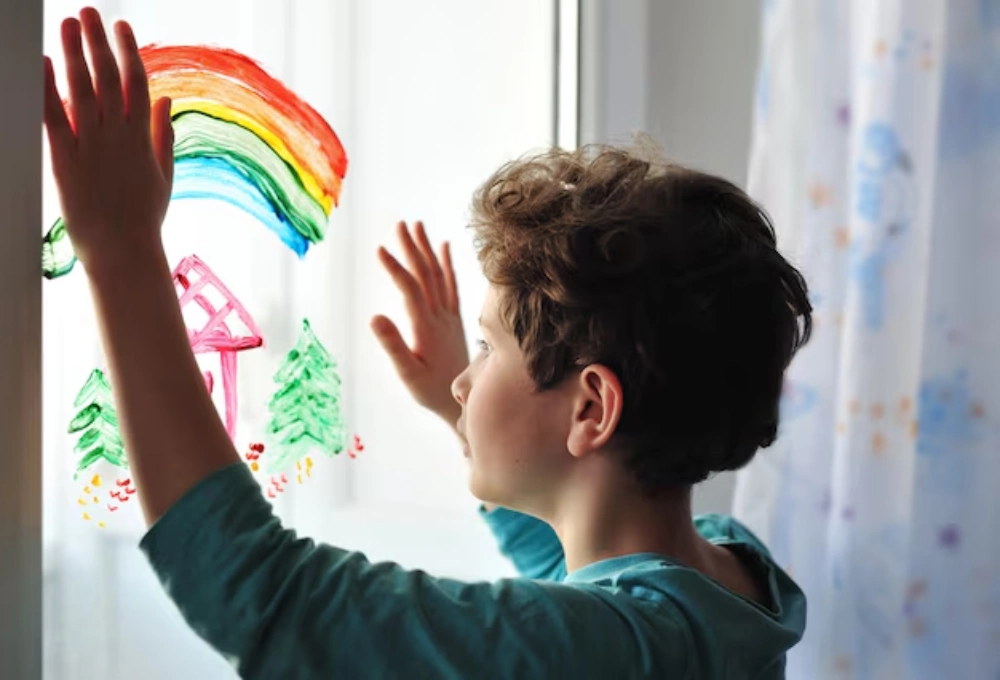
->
xmin=478 ymin=505 xmax=566 ymax=581
xmin=139 ymin=463 xmax=671 ymax=679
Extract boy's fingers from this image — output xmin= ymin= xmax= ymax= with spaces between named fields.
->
xmin=378 ymin=246 xmax=430 ymax=322
xmin=414 ymin=221 xmax=447 ymax=311
xmin=114 ymin=20 xmax=150 ymax=126
xmin=441 ymin=242 xmax=460 ymax=313
xmin=79 ymin=7 xmax=124 ymax=124
xmin=397 ymin=221 xmax=439 ymax=310
xmin=61 ymin=18 xmax=99 ymax=130
xmin=43 ymin=57 xmax=75 ymax=153
xmin=370 ymin=315 xmax=421 ymax=381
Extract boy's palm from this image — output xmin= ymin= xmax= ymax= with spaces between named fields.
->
xmin=372 ymin=222 xmax=469 ymax=428
xmin=44 ymin=9 xmax=174 ymax=270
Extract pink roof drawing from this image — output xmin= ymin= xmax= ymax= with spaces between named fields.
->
xmin=172 ymin=254 xmax=264 ymax=440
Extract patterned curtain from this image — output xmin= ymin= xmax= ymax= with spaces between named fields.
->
xmin=735 ymin=1 xmax=1000 ymax=677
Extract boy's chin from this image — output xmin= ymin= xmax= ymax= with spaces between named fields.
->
xmin=467 ymin=469 xmax=499 ymax=506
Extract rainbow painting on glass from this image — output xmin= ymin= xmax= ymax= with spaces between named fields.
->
xmin=42 ymin=44 xmax=349 ymax=279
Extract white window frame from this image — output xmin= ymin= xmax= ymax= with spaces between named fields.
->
xmin=1 ymin=0 xmax=43 ymax=675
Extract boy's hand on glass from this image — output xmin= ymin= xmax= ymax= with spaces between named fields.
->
xmin=43 ymin=8 xmax=174 ymax=275
xmin=372 ymin=221 xmax=469 ymax=430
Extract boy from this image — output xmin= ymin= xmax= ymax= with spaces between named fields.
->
xmin=45 ymin=8 xmax=809 ymax=678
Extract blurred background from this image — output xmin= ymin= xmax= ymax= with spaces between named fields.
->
xmin=1 ymin=0 xmax=997 ymax=678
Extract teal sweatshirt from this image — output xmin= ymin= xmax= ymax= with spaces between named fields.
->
xmin=140 ymin=463 xmax=805 ymax=678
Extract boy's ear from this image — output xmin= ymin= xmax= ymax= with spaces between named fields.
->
xmin=566 ymin=364 xmax=624 ymax=458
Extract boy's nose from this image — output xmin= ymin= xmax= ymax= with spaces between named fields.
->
xmin=451 ymin=366 xmax=470 ymax=406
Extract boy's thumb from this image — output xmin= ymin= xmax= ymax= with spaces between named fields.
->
xmin=152 ymin=97 xmax=175 ymax=184
xmin=371 ymin=315 xmax=420 ymax=380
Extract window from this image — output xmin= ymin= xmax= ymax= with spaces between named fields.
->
xmin=40 ymin=1 xmax=574 ymax=676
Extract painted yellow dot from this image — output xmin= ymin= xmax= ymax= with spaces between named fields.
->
xmin=83 ymin=486 xmax=91 ymax=494
xmin=297 ymin=474 xmax=303 ymax=485
xmin=250 ymin=462 xmax=259 ymax=472
xmin=93 ymin=496 xmax=99 ymax=504
xmin=78 ymin=498 xmax=88 ymax=506
xmin=82 ymin=513 xmax=91 ymax=521
xmin=296 ymin=461 xmax=302 ymax=471
xmin=91 ymin=474 xmax=102 ymax=487
xmin=306 ymin=457 xmax=314 ymax=468
xmin=98 ymin=522 xmax=106 ymax=529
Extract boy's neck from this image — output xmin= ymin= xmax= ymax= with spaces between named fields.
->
xmin=550 ymin=475 xmax=705 ymax=574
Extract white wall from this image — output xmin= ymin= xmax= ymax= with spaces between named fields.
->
xmin=0 ymin=0 xmax=42 ymax=676
xmin=645 ymin=1 xmax=761 ymax=188
xmin=580 ymin=0 xmax=762 ymax=515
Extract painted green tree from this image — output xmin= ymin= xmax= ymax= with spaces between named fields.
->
xmin=68 ymin=369 xmax=127 ymax=478
xmin=265 ymin=319 xmax=347 ymax=473
xmin=41 ymin=217 xmax=77 ymax=279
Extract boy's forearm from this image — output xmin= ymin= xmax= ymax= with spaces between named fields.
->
xmin=86 ymin=248 xmax=239 ymax=524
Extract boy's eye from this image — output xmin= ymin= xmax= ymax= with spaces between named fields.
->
xmin=475 ymin=339 xmax=492 ymax=354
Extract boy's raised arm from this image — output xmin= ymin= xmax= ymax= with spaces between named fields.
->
xmin=44 ymin=8 xmax=240 ymax=524
xmin=140 ymin=461 xmax=669 ymax=678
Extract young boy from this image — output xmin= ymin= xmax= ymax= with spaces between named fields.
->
xmin=45 ymin=8 xmax=809 ymax=678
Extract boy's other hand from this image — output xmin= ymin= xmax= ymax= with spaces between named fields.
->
xmin=44 ymin=8 xmax=174 ymax=274
xmin=372 ymin=221 xmax=469 ymax=431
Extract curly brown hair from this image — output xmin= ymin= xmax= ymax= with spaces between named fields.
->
xmin=469 ymin=141 xmax=812 ymax=492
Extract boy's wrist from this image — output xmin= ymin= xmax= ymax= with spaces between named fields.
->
xmin=81 ymin=240 xmax=170 ymax=289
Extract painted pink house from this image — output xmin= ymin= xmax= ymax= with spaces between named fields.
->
xmin=172 ymin=254 xmax=263 ymax=441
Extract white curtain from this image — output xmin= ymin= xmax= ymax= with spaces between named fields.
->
xmin=42 ymin=1 xmax=557 ymax=677
xmin=735 ymin=1 xmax=1000 ymax=678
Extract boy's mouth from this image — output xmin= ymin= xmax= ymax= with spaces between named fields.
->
xmin=456 ymin=420 xmax=470 ymax=457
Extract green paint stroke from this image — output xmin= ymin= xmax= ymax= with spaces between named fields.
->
xmin=265 ymin=319 xmax=347 ymax=473
xmin=68 ymin=369 xmax=127 ymax=478
xmin=42 ymin=218 xmax=75 ymax=279
xmin=40 ymin=110 xmax=329 ymax=280
xmin=172 ymin=111 xmax=328 ymax=243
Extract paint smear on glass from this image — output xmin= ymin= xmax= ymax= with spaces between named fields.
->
xmin=42 ymin=43 xmax=348 ymax=279
xmin=68 ymin=369 xmax=126 ymax=477
xmin=173 ymin=254 xmax=264 ymax=441
xmin=78 ymin=473 xmax=136 ymax=526
xmin=242 ymin=443 xmax=293 ymax=499
xmin=265 ymin=319 xmax=348 ymax=473
xmin=69 ymin=372 xmax=138 ymax=525
xmin=72 ymin=252 xmax=263 ymax=525
xmin=41 ymin=219 xmax=75 ymax=280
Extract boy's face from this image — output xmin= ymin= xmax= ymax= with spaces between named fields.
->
xmin=451 ymin=285 xmax=577 ymax=515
